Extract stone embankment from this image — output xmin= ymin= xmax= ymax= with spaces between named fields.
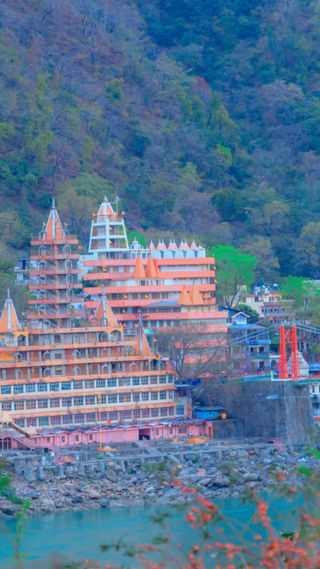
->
xmin=0 ymin=440 xmax=318 ymax=516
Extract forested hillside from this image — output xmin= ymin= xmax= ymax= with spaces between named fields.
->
xmin=0 ymin=0 xmax=320 ymax=292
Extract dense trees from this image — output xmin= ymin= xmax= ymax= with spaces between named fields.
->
xmin=0 ymin=0 xmax=319 ymax=288
xmin=280 ymin=277 xmax=320 ymax=324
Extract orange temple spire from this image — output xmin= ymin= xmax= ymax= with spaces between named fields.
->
xmin=145 ymin=254 xmax=158 ymax=278
xmin=190 ymin=285 xmax=204 ymax=306
xmin=133 ymin=254 xmax=146 ymax=280
xmin=178 ymin=286 xmax=192 ymax=305
xmin=43 ymin=198 xmax=65 ymax=240
xmin=97 ymin=196 xmax=115 ymax=218
xmin=0 ymin=290 xmax=21 ymax=333
xmin=135 ymin=327 xmax=153 ymax=359
xmin=94 ymin=286 xmax=120 ymax=329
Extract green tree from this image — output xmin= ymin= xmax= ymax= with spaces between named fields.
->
xmin=127 ymin=231 xmax=147 ymax=248
xmin=237 ymin=303 xmax=260 ymax=323
xmin=280 ymin=276 xmax=320 ymax=325
xmin=296 ymin=222 xmax=320 ymax=278
xmin=212 ymin=245 xmax=257 ymax=308
xmin=242 ymin=237 xmax=280 ymax=283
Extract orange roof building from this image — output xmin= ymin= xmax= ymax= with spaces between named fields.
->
xmin=82 ymin=198 xmax=228 ymax=381
xmin=0 ymin=204 xmax=175 ymax=431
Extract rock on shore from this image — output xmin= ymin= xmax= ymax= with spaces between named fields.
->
xmin=2 ymin=442 xmax=318 ymax=517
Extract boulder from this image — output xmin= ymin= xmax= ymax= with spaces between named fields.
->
xmin=24 ymin=490 xmax=39 ymax=500
xmin=199 ymin=477 xmax=212 ymax=487
xmin=100 ymin=498 xmax=110 ymax=508
xmin=105 ymin=469 xmax=117 ymax=483
xmin=88 ymin=489 xmax=101 ymax=499
xmin=211 ymin=475 xmax=230 ymax=488
xmin=71 ymin=495 xmax=83 ymax=504
xmin=40 ymin=499 xmax=55 ymax=511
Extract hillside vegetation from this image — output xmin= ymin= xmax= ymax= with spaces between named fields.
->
xmin=0 ymin=0 xmax=320 ymax=298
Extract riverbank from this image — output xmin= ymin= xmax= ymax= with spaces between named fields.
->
xmin=1 ymin=440 xmax=319 ymax=516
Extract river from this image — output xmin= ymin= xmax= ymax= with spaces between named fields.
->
xmin=0 ymin=496 xmax=303 ymax=568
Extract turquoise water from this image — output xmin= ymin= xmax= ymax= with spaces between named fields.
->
xmin=0 ymin=497 xmax=302 ymax=568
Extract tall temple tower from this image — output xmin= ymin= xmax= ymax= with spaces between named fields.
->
xmin=27 ymin=199 xmax=85 ymax=329
xmin=88 ymin=196 xmax=129 ymax=258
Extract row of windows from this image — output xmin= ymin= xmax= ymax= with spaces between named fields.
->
xmin=19 ymin=332 xmax=119 ymax=346
xmin=0 ymin=375 xmax=174 ymax=395
xmin=126 ymin=319 xmax=225 ymax=328
xmin=2 ymin=390 xmax=173 ymax=410
xmin=6 ymin=360 xmax=164 ymax=379
xmin=14 ymin=406 xmax=175 ymax=428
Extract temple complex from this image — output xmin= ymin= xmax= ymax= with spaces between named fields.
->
xmin=82 ymin=197 xmax=228 ymax=371
xmin=0 ymin=201 xmax=176 ymax=431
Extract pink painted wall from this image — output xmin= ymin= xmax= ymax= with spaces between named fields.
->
xmin=29 ymin=421 xmax=211 ymax=448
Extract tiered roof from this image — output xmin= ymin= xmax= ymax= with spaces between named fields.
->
xmin=97 ymin=195 xmax=115 ymax=218
xmin=43 ymin=198 xmax=65 ymax=240
xmin=0 ymin=290 xmax=21 ymax=333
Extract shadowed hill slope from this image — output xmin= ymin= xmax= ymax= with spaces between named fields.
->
xmin=0 ymin=0 xmax=319 ymax=301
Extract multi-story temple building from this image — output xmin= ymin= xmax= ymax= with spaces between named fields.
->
xmin=82 ymin=197 xmax=228 ymax=371
xmin=0 ymin=202 xmax=176 ymax=431
xmin=11 ymin=196 xmax=228 ymax=389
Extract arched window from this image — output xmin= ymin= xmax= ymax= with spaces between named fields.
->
xmin=66 ymin=274 xmax=74 ymax=285
xmin=38 ymin=260 xmax=46 ymax=270
xmin=110 ymin=330 xmax=121 ymax=342
xmin=43 ymin=351 xmax=51 ymax=360
xmin=102 ymin=363 xmax=111 ymax=374
xmin=38 ymin=305 xmax=47 ymax=315
xmin=38 ymin=245 xmax=47 ymax=255
xmin=38 ymin=290 xmax=47 ymax=300
xmin=65 ymin=259 xmax=72 ymax=271
xmin=63 ymin=244 xmax=71 ymax=254
xmin=72 ymin=349 xmax=81 ymax=359
xmin=42 ymin=320 xmax=51 ymax=330
xmin=15 ymin=352 xmax=22 ymax=363
xmin=129 ymin=363 xmax=137 ymax=372
xmin=66 ymin=289 xmax=74 ymax=300
xmin=99 ymin=332 xmax=108 ymax=343
xmin=73 ymin=366 xmax=81 ymax=375
xmin=17 ymin=335 xmax=26 ymax=346
xmin=43 ymin=367 xmax=52 ymax=377
xmin=38 ymin=275 xmax=46 ymax=285
xmin=15 ymin=369 xmax=23 ymax=379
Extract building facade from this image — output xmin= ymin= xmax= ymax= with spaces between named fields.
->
xmin=0 ymin=202 xmax=176 ymax=431
xmin=13 ymin=197 xmax=228 ymax=382
xmin=227 ymin=311 xmax=271 ymax=376
xmin=82 ymin=197 xmax=228 ymax=377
